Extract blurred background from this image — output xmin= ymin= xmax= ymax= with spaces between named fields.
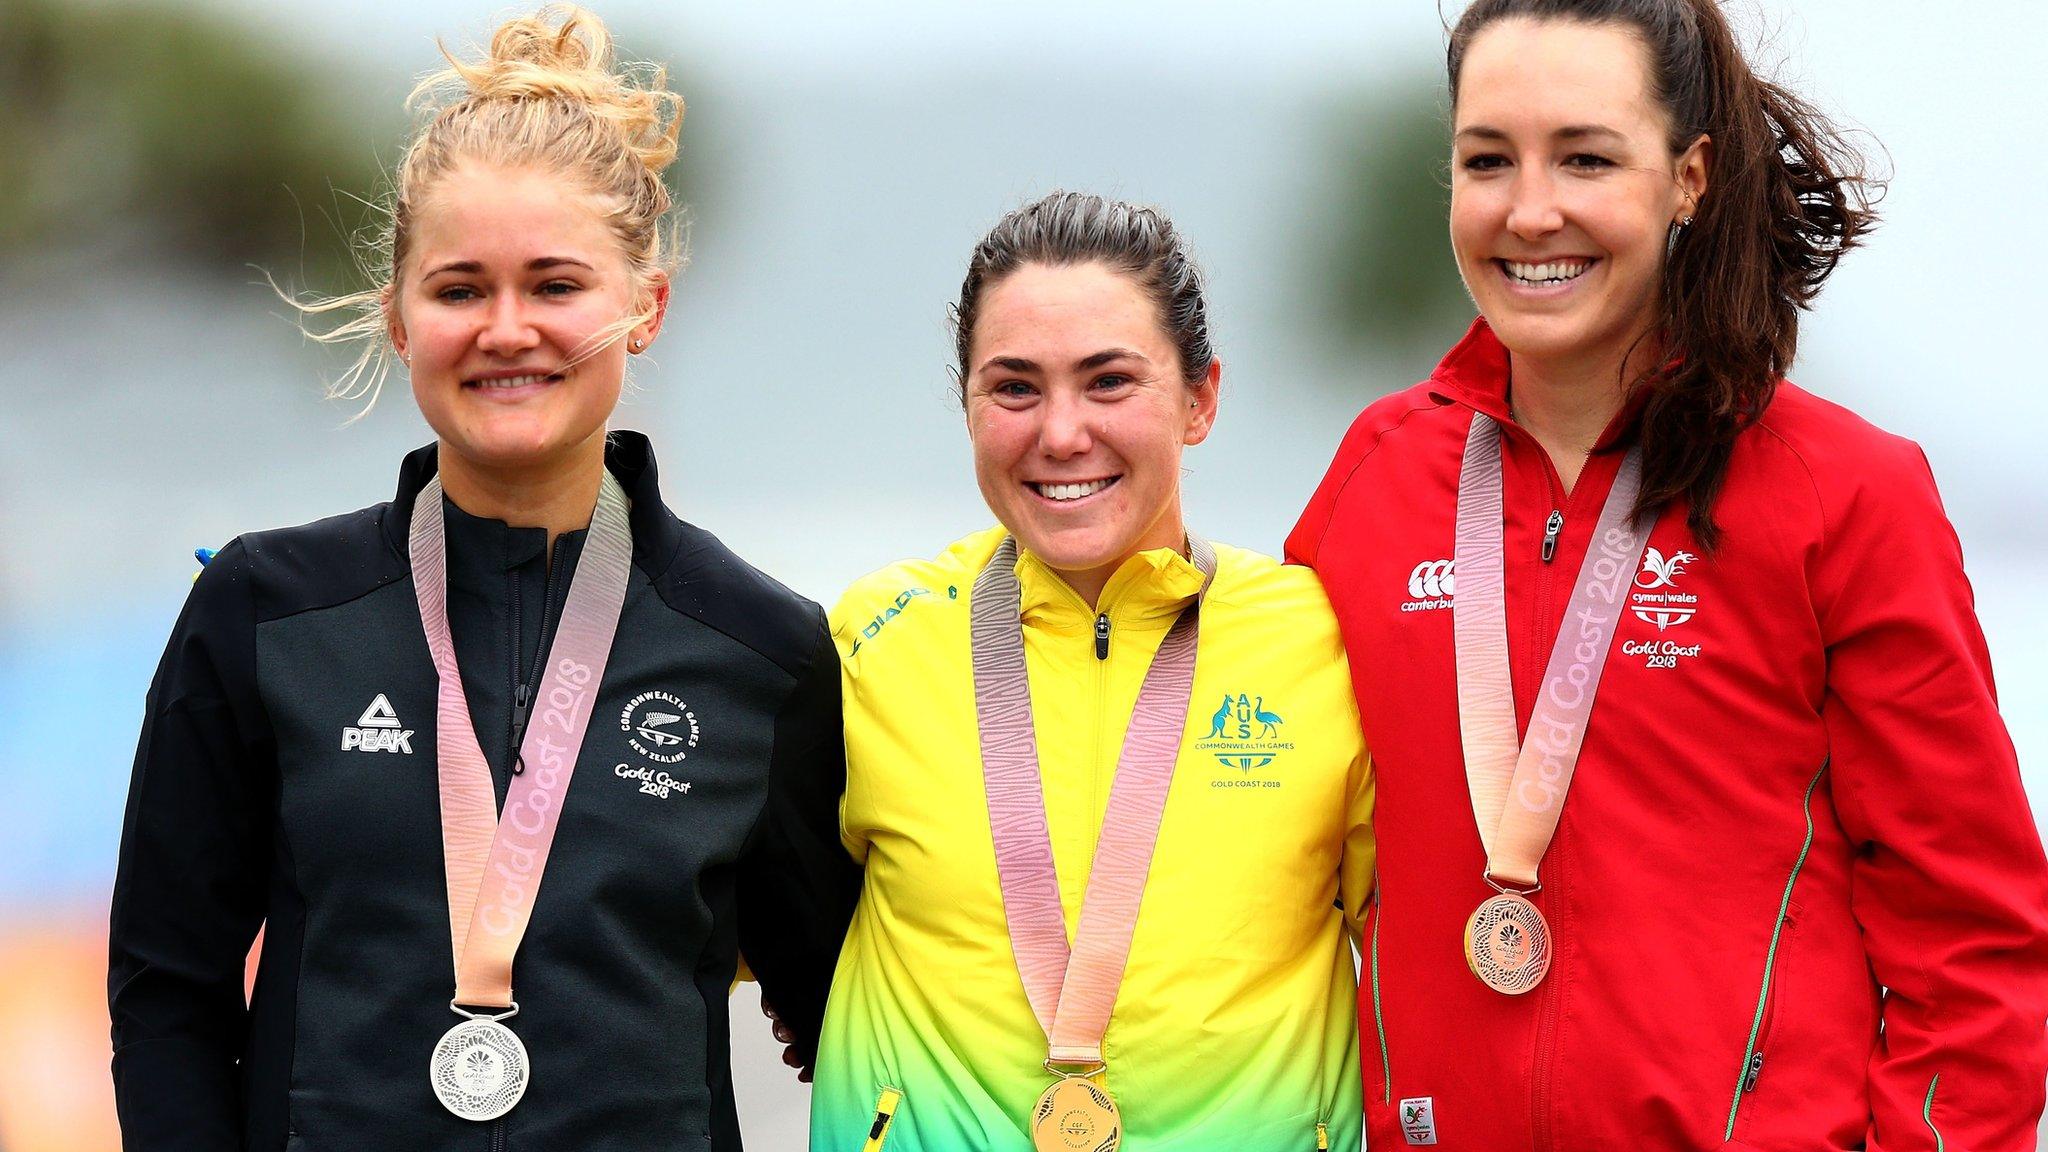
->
xmin=2 ymin=0 xmax=2042 ymax=1147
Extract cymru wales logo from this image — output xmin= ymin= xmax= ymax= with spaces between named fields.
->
xmin=1194 ymin=692 xmax=1294 ymax=783
xmin=1630 ymin=547 xmax=1702 ymax=631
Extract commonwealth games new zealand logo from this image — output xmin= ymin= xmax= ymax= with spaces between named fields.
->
xmin=621 ymin=690 xmax=700 ymax=765
xmin=1194 ymin=692 xmax=1295 ymax=782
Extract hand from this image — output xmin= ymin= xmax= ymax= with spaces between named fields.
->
xmin=760 ymin=997 xmax=814 ymax=1083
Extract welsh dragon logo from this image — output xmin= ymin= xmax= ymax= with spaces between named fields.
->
xmin=1636 ymin=547 xmax=1697 ymax=590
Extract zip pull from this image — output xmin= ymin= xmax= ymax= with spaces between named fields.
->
xmin=1540 ymin=509 xmax=1564 ymax=563
xmin=509 ymin=682 xmax=533 ymax=775
xmin=1741 ymin=1051 xmax=1765 ymax=1093
xmin=1316 ymin=1121 xmax=1330 ymax=1150
xmin=1094 ymin=613 xmax=1110 ymax=661
xmin=863 ymin=1087 xmax=903 ymax=1151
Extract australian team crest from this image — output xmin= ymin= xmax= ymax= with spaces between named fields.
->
xmin=1194 ymin=692 xmax=1295 ymax=779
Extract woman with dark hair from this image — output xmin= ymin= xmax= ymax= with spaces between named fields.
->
xmin=1290 ymin=1 xmax=2048 ymax=1148
xmin=808 ymin=191 xmax=1375 ymax=1151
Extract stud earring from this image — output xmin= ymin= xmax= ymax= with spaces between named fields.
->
xmin=631 ymin=339 xmax=644 ymax=351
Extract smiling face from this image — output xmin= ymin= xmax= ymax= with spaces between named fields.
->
xmin=388 ymin=160 xmax=664 ymax=479
xmin=1450 ymin=17 xmax=1708 ymax=373
xmin=964 ymin=261 xmax=1219 ymax=602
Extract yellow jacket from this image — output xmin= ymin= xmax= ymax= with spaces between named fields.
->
xmin=811 ymin=528 xmax=1374 ymax=1152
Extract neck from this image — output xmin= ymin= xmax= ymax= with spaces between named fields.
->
xmin=1506 ymin=331 xmax=1658 ymax=492
xmin=435 ymin=434 xmax=608 ymax=553
xmin=1048 ymin=510 xmax=1187 ymax=611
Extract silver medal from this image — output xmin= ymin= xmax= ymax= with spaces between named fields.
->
xmin=430 ymin=1017 xmax=529 ymax=1121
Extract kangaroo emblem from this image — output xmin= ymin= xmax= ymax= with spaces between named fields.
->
xmin=1205 ymin=694 xmax=1234 ymax=739
xmin=1252 ymin=696 xmax=1284 ymax=739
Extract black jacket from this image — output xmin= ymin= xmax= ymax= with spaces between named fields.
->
xmin=109 ymin=433 xmax=857 ymax=1151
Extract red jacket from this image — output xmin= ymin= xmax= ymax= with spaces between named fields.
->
xmin=1288 ymin=320 xmax=2048 ymax=1151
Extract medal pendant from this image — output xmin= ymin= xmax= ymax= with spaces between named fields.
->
xmin=1032 ymin=1075 xmax=1121 ymax=1152
xmin=1464 ymin=891 xmax=1552 ymax=995
xmin=431 ymin=1017 xmax=529 ymax=1121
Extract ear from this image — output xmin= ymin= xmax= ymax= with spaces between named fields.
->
xmin=629 ymin=273 xmax=672 ymax=352
xmin=383 ymin=284 xmax=410 ymax=364
xmin=1675 ymin=133 xmax=1712 ymax=221
xmin=1182 ymin=358 xmax=1222 ymax=447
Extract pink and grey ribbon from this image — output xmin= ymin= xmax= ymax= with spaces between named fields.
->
xmin=411 ymin=469 xmax=634 ymax=1009
xmin=1453 ymin=414 xmax=1654 ymax=889
xmin=971 ymin=534 xmax=1214 ymax=1066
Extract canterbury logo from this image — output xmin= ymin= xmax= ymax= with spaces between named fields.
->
xmin=1408 ymin=559 xmax=1455 ymax=599
xmin=342 ymin=693 xmax=414 ymax=754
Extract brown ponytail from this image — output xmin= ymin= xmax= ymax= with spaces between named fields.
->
xmin=1448 ymin=0 xmax=1880 ymax=548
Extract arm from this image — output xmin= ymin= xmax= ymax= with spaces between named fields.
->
xmin=108 ymin=540 xmax=273 ymax=1150
xmin=736 ymin=610 xmax=861 ymax=1068
xmin=1339 ymin=746 xmax=1378 ymax=949
xmin=1813 ymin=443 xmax=2048 ymax=1150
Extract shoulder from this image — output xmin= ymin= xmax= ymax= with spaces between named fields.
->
xmin=831 ymin=528 xmax=1001 ymax=633
xmin=643 ymin=515 xmax=829 ymax=682
xmin=1327 ymin=381 xmax=1457 ymax=471
xmin=1202 ymin=540 xmax=1342 ymax=641
xmin=1746 ymin=382 xmax=1944 ymax=533
xmin=231 ymin=502 xmax=409 ymax=623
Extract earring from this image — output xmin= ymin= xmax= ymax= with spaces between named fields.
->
xmin=1666 ymin=216 xmax=1693 ymax=259
xmin=630 ymin=339 xmax=644 ymax=351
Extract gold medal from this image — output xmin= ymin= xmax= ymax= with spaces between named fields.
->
xmin=1032 ymin=1074 xmax=1121 ymax=1152
xmin=1464 ymin=891 xmax=1552 ymax=995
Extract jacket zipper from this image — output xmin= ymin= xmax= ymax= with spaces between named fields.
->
xmin=508 ymin=537 xmax=570 ymax=774
xmin=1315 ymin=1120 xmax=1330 ymax=1149
xmin=1540 ymin=509 xmax=1563 ymax=562
xmin=1722 ymin=759 xmax=1828 ymax=1141
xmin=863 ymin=1085 xmax=903 ymax=1150
xmin=490 ymin=1117 xmax=506 ymax=1152
xmin=1370 ymin=895 xmax=1391 ymax=1104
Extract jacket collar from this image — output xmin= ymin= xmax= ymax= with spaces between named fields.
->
xmin=1013 ymin=540 xmax=1207 ymax=632
xmin=383 ymin=430 xmax=685 ymax=574
xmin=1429 ymin=316 xmax=1646 ymax=452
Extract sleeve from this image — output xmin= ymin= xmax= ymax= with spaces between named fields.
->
xmin=108 ymin=539 xmax=274 ymax=1151
xmin=735 ymin=608 xmax=862 ymax=1063
xmin=1811 ymin=442 xmax=2048 ymax=1151
xmin=1339 ymin=745 xmax=1378 ymax=948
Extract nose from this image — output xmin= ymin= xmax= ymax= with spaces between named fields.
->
xmin=476 ymin=291 xmax=541 ymax=357
xmin=1037 ymin=389 xmax=1093 ymax=459
xmin=1505 ymin=168 xmax=1565 ymax=241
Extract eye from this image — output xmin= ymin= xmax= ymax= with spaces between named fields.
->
xmin=992 ymin=379 xmax=1037 ymax=399
xmin=435 ymin=285 xmax=479 ymax=303
xmin=538 ymin=279 xmax=582 ymax=297
xmin=1564 ymin=153 xmax=1617 ymax=170
xmin=1090 ymin=373 xmax=1133 ymax=391
xmin=1460 ymin=152 xmax=1510 ymax=173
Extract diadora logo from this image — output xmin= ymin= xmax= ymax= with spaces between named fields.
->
xmin=1195 ymin=692 xmax=1295 ymax=789
xmin=1629 ymin=547 xmax=1701 ymax=631
xmin=621 ymin=690 xmax=700 ymax=765
xmin=1401 ymin=559 xmax=1455 ymax=613
xmin=341 ymin=693 xmax=414 ymax=754
xmin=847 ymin=586 xmax=933 ymax=656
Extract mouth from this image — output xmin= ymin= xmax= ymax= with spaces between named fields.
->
xmin=1027 ymin=476 xmax=1121 ymax=504
xmin=463 ymin=371 xmax=565 ymax=398
xmin=1497 ymin=258 xmax=1596 ymax=289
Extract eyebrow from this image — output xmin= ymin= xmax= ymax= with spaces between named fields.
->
xmin=1456 ymin=124 xmax=1628 ymax=145
xmin=420 ymin=256 xmax=595 ymax=278
xmin=977 ymin=347 xmax=1152 ymax=375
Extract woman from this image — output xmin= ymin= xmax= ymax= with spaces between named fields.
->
xmin=1290 ymin=2 xmax=2048 ymax=1148
xmin=809 ymin=192 xmax=1375 ymax=1150
xmin=107 ymin=9 xmax=855 ymax=1150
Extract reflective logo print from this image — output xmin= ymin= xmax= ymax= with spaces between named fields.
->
xmin=1629 ymin=547 xmax=1701 ymax=630
xmin=1402 ymin=559 xmax=1455 ymax=612
xmin=620 ymin=690 xmax=699 ymax=765
xmin=341 ymin=693 xmax=414 ymax=753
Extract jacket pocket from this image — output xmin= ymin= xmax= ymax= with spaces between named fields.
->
xmin=1367 ymin=895 xmax=1392 ymax=1105
xmin=861 ymin=1085 xmax=903 ymax=1152
xmin=1722 ymin=760 xmax=1826 ymax=1142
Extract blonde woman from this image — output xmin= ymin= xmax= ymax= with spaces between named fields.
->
xmin=107 ymin=9 xmax=855 ymax=1150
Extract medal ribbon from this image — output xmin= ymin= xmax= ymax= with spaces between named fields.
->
xmin=411 ymin=469 xmax=634 ymax=1008
xmin=1453 ymin=414 xmax=1654 ymax=888
xmin=972 ymin=535 xmax=1215 ymax=1065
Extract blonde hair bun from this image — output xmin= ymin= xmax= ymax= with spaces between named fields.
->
xmin=416 ymin=5 xmax=682 ymax=176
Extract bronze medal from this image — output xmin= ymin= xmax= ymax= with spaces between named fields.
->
xmin=1464 ymin=891 xmax=1552 ymax=994
xmin=1032 ymin=1075 xmax=1121 ymax=1152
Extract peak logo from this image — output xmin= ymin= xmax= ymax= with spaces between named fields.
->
xmin=342 ymin=693 xmax=414 ymax=753
xmin=1401 ymin=559 xmax=1455 ymax=612
xmin=1630 ymin=547 xmax=1701 ymax=630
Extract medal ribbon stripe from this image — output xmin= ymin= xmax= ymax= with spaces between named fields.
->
xmin=411 ymin=469 xmax=634 ymax=1118
xmin=1452 ymin=414 xmax=1653 ymax=990
xmin=972 ymin=535 xmax=1214 ymax=1068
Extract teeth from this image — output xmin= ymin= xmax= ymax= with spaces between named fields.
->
xmin=1504 ymin=260 xmax=1591 ymax=285
xmin=1034 ymin=478 xmax=1114 ymax=502
xmin=476 ymin=374 xmax=552 ymax=389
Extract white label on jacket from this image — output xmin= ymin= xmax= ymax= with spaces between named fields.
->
xmin=1399 ymin=1096 xmax=1438 ymax=1145
xmin=342 ymin=693 xmax=413 ymax=753
xmin=1402 ymin=559 xmax=1455 ymax=612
